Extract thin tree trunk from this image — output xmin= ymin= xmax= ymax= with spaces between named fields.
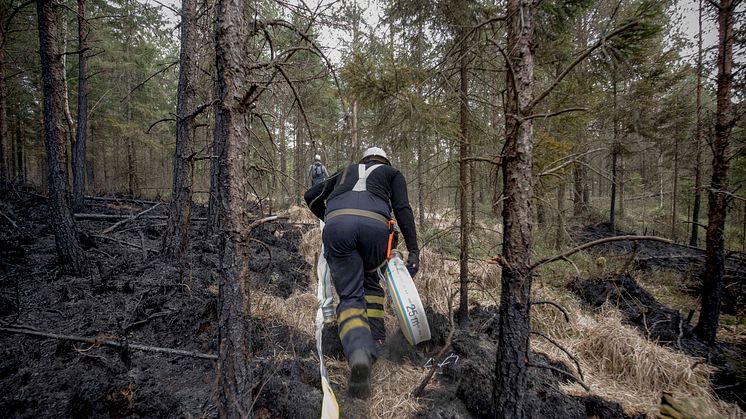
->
xmin=351 ymin=99 xmax=358 ymax=158
xmin=0 ymin=28 xmax=7 ymax=183
xmin=495 ymin=0 xmax=535 ymax=416
xmin=672 ymin=134 xmax=679 ymax=241
xmin=72 ymin=0 xmax=87 ymax=210
xmin=457 ymin=30 xmax=471 ymax=329
xmin=609 ymin=77 xmax=618 ymax=230
xmin=556 ymin=181 xmax=566 ymax=250
xmin=696 ymin=0 xmax=734 ymax=345
xmin=690 ymin=0 xmax=704 ymax=247
xmin=37 ymin=0 xmax=85 ymax=274
xmin=573 ymin=163 xmax=583 ymax=216
xmin=417 ymin=132 xmax=425 ymax=227
xmin=162 ymin=0 xmax=197 ymax=259
xmin=61 ymin=21 xmax=76 ymax=178
xmin=619 ymin=157 xmax=625 ymax=217
xmin=215 ymin=0 xmax=254 ymax=416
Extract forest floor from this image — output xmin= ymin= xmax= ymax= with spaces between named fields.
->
xmin=0 ymin=187 xmax=744 ymax=418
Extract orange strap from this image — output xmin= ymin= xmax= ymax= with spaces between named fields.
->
xmin=386 ymin=220 xmax=395 ymax=259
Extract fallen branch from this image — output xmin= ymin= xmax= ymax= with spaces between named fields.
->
xmin=530 ymin=300 xmax=570 ymax=323
xmin=0 ymin=327 xmax=216 ymax=360
xmin=412 ymin=293 xmax=456 ymax=397
xmin=530 ymin=235 xmax=674 ymax=270
xmin=84 ymin=196 xmax=161 ymax=205
xmin=138 ymin=230 xmax=148 ymax=260
xmin=75 ymin=214 xmax=207 ymax=221
xmin=247 ymin=215 xmax=280 ymax=230
xmin=101 ymin=202 xmax=162 ymax=234
xmin=531 ymin=331 xmax=584 ymax=381
xmin=92 ymin=234 xmax=159 ymax=254
xmin=0 ymin=209 xmax=20 ymax=231
xmin=124 ymin=311 xmax=172 ymax=332
xmin=527 ymin=362 xmax=590 ymax=392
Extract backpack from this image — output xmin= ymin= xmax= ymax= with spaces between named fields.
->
xmin=311 ymin=163 xmax=325 ymax=185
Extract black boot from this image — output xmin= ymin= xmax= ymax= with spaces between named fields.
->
xmin=347 ymin=349 xmax=372 ymax=398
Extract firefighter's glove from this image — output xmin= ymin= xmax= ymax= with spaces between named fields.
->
xmin=406 ymin=251 xmax=420 ymax=278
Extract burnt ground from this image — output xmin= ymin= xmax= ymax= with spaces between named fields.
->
xmin=2 ymin=186 xmax=741 ymax=418
xmin=411 ymin=303 xmax=642 ymax=419
xmin=570 ymin=223 xmax=746 ymax=409
xmin=576 ymin=222 xmax=746 ymax=314
xmin=0 ymin=187 xmax=320 ymax=418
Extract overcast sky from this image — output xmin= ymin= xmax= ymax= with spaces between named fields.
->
xmin=146 ymin=0 xmax=724 ymax=67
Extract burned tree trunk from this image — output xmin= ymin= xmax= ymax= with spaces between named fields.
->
xmin=458 ymin=29 xmax=471 ymax=328
xmin=0 ymin=28 xmax=7 ymax=183
xmin=690 ymin=0 xmax=704 ymax=247
xmin=214 ymin=0 xmax=254 ymax=416
xmin=494 ymin=0 xmax=535 ymax=416
xmin=162 ymin=0 xmax=197 ymax=258
xmin=37 ymin=0 xmax=85 ymax=274
xmin=72 ymin=0 xmax=87 ymax=210
xmin=696 ymin=0 xmax=734 ymax=345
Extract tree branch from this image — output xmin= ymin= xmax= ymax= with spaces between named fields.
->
xmin=531 ymin=331 xmax=584 ymax=381
xmin=0 ymin=327 xmax=216 ymax=360
xmin=101 ymin=203 xmax=162 ymax=234
xmin=527 ymin=362 xmax=590 ymax=392
xmin=528 ymin=21 xmax=639 ymax=111
xmin=530 ymin=235 xmax=674 ymax=270
xmin=146 ymin=118 xmax=176 ymax=133
xmin=530 ymin=300 xmax=570 ymax=323
xmin=524 ymin=107 xmax=587 ymax=120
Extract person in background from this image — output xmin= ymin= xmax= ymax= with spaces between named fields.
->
xmin=308 ymin=154 xmax=329 ymax=186
xmin=304 ymin=147 xmax=419 ymax=398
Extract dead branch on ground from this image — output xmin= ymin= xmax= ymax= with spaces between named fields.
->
xmin=101 ymin=202 xmax=162 ymax=234
xmin=0 ymin=327 xmax=217 ymax=360
xmin=531 ymin=331 xmax=584 ymax=381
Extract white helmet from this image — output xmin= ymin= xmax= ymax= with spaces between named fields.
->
xmin=362 ymin=147 xmax=387 ymax=161
xmin=314 ymin=154 xmax=321 ymax=161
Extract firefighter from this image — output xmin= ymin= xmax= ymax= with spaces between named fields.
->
xmin=308 ymin=154 xmax=329 ymax=186
xmin=304 ymin=147 xmax=419 ymax=398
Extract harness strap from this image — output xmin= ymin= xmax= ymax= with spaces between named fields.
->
xmin=352 ymin=164 xmax=382 ymax=191
xmin=326 ymin=208 xmax=389 ymax=226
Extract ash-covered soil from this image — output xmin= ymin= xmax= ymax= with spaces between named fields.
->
xmin=413 ymin=303 xmax=642 ymax=419
xmin=575 ymin=222 xmax=746 ymax=314
xmin=0 ymin=187 xmax=320 ymax=418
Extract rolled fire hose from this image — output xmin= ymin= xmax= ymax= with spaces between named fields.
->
xmin=315 ymin=221 xmax=339 ymax=419
xmin=381 ymin=250 xmax=431 ymax=345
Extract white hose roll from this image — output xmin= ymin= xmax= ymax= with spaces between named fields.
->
xmin=383 ymin=250 xmax=431 ymax=345
xmin=316 ymin=221 xmax=335 ymax=322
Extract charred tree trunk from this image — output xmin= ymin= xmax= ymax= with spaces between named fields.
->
xmin=609 ymin=77 xmax=619 ymax=230
xmin=696 ymin=0 xmax=734 ymax=345
xmin=457 ymin=30 xmax=471 ymax=329
xmin=0 ymin=27 xmax=7 ymax=183
xmin=215 ymin=0 xmax=254 ymax=416
xmin=163 ymin=0 xmax=197 ymax=258
xmin=494 ymin=0 xmax=535 ymax=416
xmin=72 ymin=0 xmax=87 ymax=210
xmin=37 ymin=0 xmax=85 ymax=274
xmin=207 ymin=108 xmax=223 ymax=239
xmin=690 ymin=0 xmax=704 ymax=247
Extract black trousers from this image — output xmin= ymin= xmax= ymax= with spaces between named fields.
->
xmin=323 ymin=215 xmax=388 ymax=360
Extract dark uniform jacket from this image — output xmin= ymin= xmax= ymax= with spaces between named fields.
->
xmin=304 ymin=162 xmax=418 ymax=254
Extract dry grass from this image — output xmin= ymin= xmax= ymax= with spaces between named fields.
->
xmin=287 ymin=204 xmax=316 ymax=225
xmin=254 ymin=212 xmax=744 ymax=418
xmin=530 ymin=285 xmax=744 ymax=418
